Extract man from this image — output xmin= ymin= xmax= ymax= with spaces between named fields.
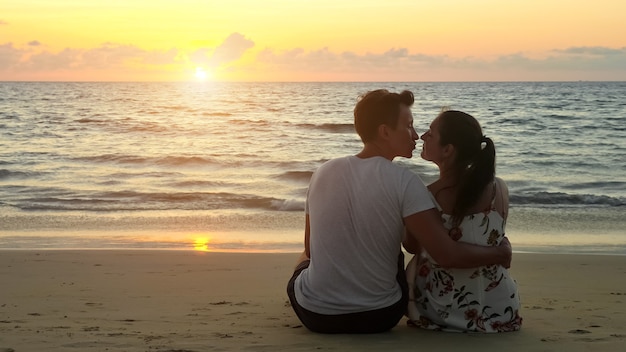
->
xmin=287 ymin=89 xmax=511 ymax=333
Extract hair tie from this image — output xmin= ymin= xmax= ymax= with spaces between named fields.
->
xmin=480 ymin=135 xmax=488 ymax=150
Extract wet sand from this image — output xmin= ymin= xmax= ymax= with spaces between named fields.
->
xmin=1 ymin=250 xmax=625 ymax=351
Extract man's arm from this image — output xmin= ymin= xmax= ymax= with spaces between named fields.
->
xmin=402 ymin=228 xmax=421 ymax=254
xmin=304 ymin=214 xmax=311 ymax=258
xmin=293 ymin=214 xmax=311 ymax=270
xmin=404 ymin=208 xmax=511 ymax=268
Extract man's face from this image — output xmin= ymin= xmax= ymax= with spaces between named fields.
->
xmin=389 ymin=105 xmax=419 ymax=158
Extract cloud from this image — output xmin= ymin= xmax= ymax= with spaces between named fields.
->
xmin=257 ymin=47 xmax=450 ymax=74
xmin=80 ymin=43 xmax=146 ymax=68
xmin=210 ymin=33 xmax=254 ymax=65
xmin=1 ymin=35 xmax=624 ymax=81
xmin=191 ymin=32 xmax=255 ymax=67
xmin=189 ymin=48 xmax=210 ymax=64
xmin=142 ymin=48 xmax=179 ymax=65
xmin=554 ymin=46 xmax=625 ymax=56
xmin=254 ymin=45 xmax=626 ymax=80
xmin=0 ymin=42 xmax=182 ymax=72
xmin=482 ymin=47 xmax=626 ymax=71
xmin=23 ymin=48 xmax=82 ymax=70
xmin=0 ymin=20 xmax=7 ymax=25
xmin=0 ymin=43 xmax=27 ymax=68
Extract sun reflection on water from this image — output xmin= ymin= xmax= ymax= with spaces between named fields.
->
xmin=193 ymin=237 xmax=211 ymax=252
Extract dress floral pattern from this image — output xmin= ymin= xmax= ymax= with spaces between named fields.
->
xmin=406 ymin=192 xmax=522 ymax=333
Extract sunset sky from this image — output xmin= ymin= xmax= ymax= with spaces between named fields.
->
xmin=1 ymin=0 xmax=625 ymax=81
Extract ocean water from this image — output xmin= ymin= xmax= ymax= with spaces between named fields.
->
xmin=1 ymin=82 xmax=625 ymax=253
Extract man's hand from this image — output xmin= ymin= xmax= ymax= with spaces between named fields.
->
xmin=499 ymin=236 xmax=512 ymax=269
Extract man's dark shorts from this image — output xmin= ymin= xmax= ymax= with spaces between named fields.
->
xmin=286 ymin=253 xmax=408 ymax=334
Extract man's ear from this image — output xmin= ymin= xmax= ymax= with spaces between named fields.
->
xmin=378 ymin=124 xmax=391 ymax=141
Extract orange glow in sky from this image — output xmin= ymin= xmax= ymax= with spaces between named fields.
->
xmin=1 ymin=0 xmax=625 ymax=81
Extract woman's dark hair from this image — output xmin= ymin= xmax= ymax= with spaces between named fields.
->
xmin=437 ymin=110 xmax=496 ymax=225
xmin=354 ymin=89 xmax=414 ymax=143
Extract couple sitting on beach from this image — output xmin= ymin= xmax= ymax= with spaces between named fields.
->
xmin=287 ymin=89 xmax=522 ymax=333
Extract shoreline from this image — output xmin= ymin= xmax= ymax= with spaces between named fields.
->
xmin=0 ymin=247 xmax=626 ymax=257
xmin=1 ymin=250 xmax=625 ymax=351
xmin=2 ymin=205 xmax=625 ymax=255
xmin=2 ymin=229 xmax=626 ymax=255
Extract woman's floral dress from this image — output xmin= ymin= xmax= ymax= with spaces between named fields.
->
xmin=406 ymin=189 xmax=522 ymax=333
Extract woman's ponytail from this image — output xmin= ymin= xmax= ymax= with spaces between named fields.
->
xmin=437 ymin=112 xmax=496 ymax=226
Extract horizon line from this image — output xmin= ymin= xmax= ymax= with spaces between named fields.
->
xmin=2 ymin=80 xmax=625 ymax=84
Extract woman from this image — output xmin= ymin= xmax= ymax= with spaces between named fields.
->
xmin=404 ymin=110 xmax=522 ymax=332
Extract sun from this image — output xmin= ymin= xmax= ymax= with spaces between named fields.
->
xmin=194 ymin=67 xmax=210 ymax=80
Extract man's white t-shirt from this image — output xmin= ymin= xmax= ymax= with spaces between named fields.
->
xmin=294 ymin=156 xmax=434 ymax=314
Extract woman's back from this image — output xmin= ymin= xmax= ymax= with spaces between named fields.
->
xmin=406 ymin=178 xmax=522 ymax=332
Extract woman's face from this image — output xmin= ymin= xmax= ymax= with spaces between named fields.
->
xmin=420 ymin=115 xmax=447 ymax=164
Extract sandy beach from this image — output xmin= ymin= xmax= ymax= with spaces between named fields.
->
xmin=1 ymin=250 xmax=625 ymax=351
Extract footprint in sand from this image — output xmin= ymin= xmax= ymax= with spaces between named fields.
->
xmin=568 ymin=329 xmax=591 ymax=334
xmin=577 ymin=337 xmax=609 ymax=342
xmin=214 ymin=332 xmax=233 ymax=338
xmin=0 ymin=348 xmax=16 ymax=352
xmin=209 ymin=301 xmax=231 ymax=305
xmin=529 ymin=305 xmax=554 ymax=311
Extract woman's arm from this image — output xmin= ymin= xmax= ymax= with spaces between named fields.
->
xmin=494 ymin=177 xmax=510 ymax=221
